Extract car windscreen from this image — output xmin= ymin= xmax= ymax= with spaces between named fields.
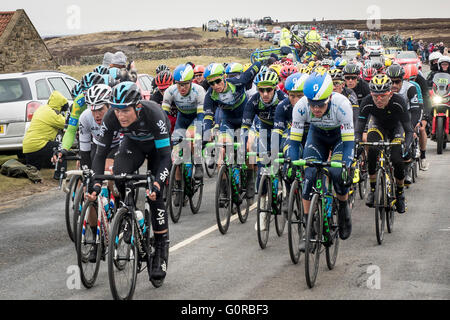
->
xmin=397 ymin=52 xmax=417 ymax=59
xmin=0 ymin=78 xmax=32 ymax=103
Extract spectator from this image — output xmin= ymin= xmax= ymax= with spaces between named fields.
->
xmin=102 ymin=52 xmax=113 ymax=67
xmin=226 ymin=28 xmax=229 ymax=38
xmin=406 ymin=38 xmax=414 ymax=51
xmin=22 ymin=91 xmax=69 ymax=170
xmin=438 ymin=42 xmax=445 ymax=54
xmin=110 ymin=51 xmax=127 ymax=69
xmin=236 ymin=28 xmax=239 ymax=37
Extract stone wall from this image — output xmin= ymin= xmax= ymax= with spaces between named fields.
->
xmin=79 ymin=48 xmax=255 ymax=65
xmin=0 ymin=12 xmax=58 ymax=73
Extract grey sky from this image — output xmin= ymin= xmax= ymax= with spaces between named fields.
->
xmin=2 ymin=0 xmax=449 ymax=36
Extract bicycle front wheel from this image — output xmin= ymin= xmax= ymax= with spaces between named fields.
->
xmin=257 ymin=174 xmax=271 ymax=249
xmin=108 ymin=207 xmax=138 ymax=300
xmin=358 ymin=152 xmax=368 ymax=199
xmin=189 ymin=177 xmax=203 ymax=214
xmin=76 ymin=200 xmax=101 ymax=288
xmin=325 ymin=197 xmax=340 ymax=270
xmin=65 ymin=175 xmax=81 ymax=242
xmin=215 ymin=165 xmax=231 ymax=234
xmin=374 ymin=169 xmax=386 ymax=245
xmin=72 ymin=184 xmax=85 ymax=248
xmin=274 ymin=177 xmax=287 ymax=237
xmin=305 ymin=193 xmax=323 ymax=289
xmin=168 ymin=164 xmax=184 ymax=223
xmin=287 ymin=180 xmax=303 ymax=264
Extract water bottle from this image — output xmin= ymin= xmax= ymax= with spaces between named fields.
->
xmin=136 ymin=210 xmax=145 ymax=229
xmin=233 ymin=166 xmax=240 ymax=185
xmin=273 ymin=177 xmax=279 ymax=195
xmin=185 ymin=163 xmax=193 ymax=178
xmin=325 ymin=194 xmax=333 ymax=218
xmin=100 ymin=186 xmax=109 ymax=213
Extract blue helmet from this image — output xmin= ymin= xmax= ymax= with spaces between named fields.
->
xmin=80 ymin=72 xmax=104 ymax=91
xmin=110 ymin=81 xmax=141 ymax=108
xmin=284 ymin=72 xmax=309 ymax=92
xmin=71 ymin=82 xmax=83 ymax=99
xmin=93 ymin=65 xmax=109 ymax=75
xmin=173 ymin=64 xmax=194 ymax=82
xmin=303 ymin=70 xmax=333 ymax=103
xmin=225 ymin=62 xmax=244 ymax=74
xmin=109 ymin=67 xmax=120 ymax=80
xmin=204 ymin=63 xmax=225 ymax=80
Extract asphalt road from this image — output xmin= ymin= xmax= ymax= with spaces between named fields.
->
xmin=0 ymin=55 xmax=448 ymax=302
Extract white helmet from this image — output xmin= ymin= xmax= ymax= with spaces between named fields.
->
xmin=429 ymin=51 xmax=443 ymax=62
xmin=438 ymin=55 xmax=450 ymax=71
xmin=85 ymin=84 xmax=112 ymax=110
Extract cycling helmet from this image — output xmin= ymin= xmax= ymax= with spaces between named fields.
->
xmin=384 ymin=58 xmax=393 ymax=67
xmin=321 ymin=59 xmax=334 ymax=68
xmin=155 ymin=70 xmax=174 ymax=90
xmin=371 ymin=61 xmax=384 ymax=73
xmin=308 ymin=61 xmax=316 ymax=68
xmin=85 ymin=84 xmax=112 ymax=110
xmin=297 ymin=66 xmax=311 ymax=74
xmin=363 ymin=67 xmax=377 ymax=81
xmin=303 ymin=70 xmax=333 ymax=103
xmin=81 ymin=72 xmax=104 ymax=90
xmin=386 ymin=64 xmax=405 ymax=79
xmin=109 ymin=67 xmax=120 ymax=80
xmin=173 ymin=64 xmax=194 ymax=82
xmin=243 ymin=63 xmax=252 ymax=72
xmin=71 ymin=82 xmax=83 ymax=99
xmin=343 ymin=63 xmax=360 ymax=75
xmin=254 ymin=69 xmax=279 ymax=87
xmin=93 ymin=65 xmax=109 ymax=75
xmin=225 ymin=62 xmax=244 ymax=74
xmin=193 ymin=65 xmax=205 ymax=75
xmin=156 ymin=64 xmax=170 ymax=74
xmin=285 ymin=72 xmax=309 ymax=92
xmin=335 ymin=58 xmax=348 ymax=70
xmin=280 ymin=65 xmax=298 ymax=80
xmin=269 ymin=64 xmax=282 ymax=76
xmin=329 ymin=68 xmax=344 ymax=81
xmin=204 ymin=63 xmax=225 ymax=80
xmin=369 ymin=74 xmax=392 ymax=93
xmin=110 ymin=81 xmax=142 ymax=108
xmin=282 ymin=59 xmax=293 ymax=66
xmin=438 ymin=55 xmax=450 ymax=70
xmin=429 ymin=51 xmax=442 ymax=62
xmin=403 ymin=64 xmax=419 ymax=80
xmin=312 ymin=66 xmax=328 ymax=75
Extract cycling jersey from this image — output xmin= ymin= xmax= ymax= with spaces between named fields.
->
xmin=161 ymin=83 xmax=205 ymax=119
xmin=61 ymin=93 xmax=86 ymax=150
xmin=92 ymin=100 xmax=172 ymax=188
xmin=203 ymin=61 xmax=261 ymax=135
xmin=341 ymin=87 xmax=359 ymax=125
xmin=351 ymin=79 xmax=371 ymax=105
xmin=398 ymin=80 xmax=422 ymax=126
xmin=289 ymin=92 xmax=355 ymax=168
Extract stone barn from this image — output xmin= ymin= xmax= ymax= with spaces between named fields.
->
xmin=0 ymin=9 xmax=58 ymax=73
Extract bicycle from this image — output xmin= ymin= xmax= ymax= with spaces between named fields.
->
xmin=256 ymin=153 xmax=287 ymax=249
xmin=105 ymin=171 xmax=164 ymax=299
xmin=347 ymin=146 xmax=368 ymax=209
xmin=76 ymin=170 xmax=116 ymax=288
xmin=213 ymin=142 xmax=252 ymax=235
xmin=406 ymin=127 xmax=420 ymax=184
xmin=359 ymin=141 xmax=401 ymax=245
xmin=167 ymin=137 xmax=204 ymax=223
xmin=297 ymin=160 xmax=346 ymax=288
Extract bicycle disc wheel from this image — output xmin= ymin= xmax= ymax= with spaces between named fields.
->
xmin=168 ymin=164 xmax=184 ymax=223
xmin=215 ymin=165 xmax=231 ymax=235
xmin=189 ymin=177 xmax=203 ymax=214
xmin=274 ymin=178 xmax=287 ymax=237
xmin=257 ymin=174 xmax=271 ymax=249
xmin=325 ymin=197 xmax=340 ymax=270
xmin=76 ymin=200 xmax=102 ymax=288
xmin=65 ymin=175 xmax=80 ymax=242
xmin=374 ymin=170 xmax=386 ymax=245
xmin=108 ymin=207 xmax=138 ymax=300
xmin=305 ymin=193 xmax=323 ymax=289
xmin=287 ymin=180 xmax=304 ymax=264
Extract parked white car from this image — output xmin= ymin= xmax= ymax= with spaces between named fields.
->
xmin=272 ymin=33 xmax=281 ymax=45
xmin=345 ymin=37 xmax=359 ymax=50
xmin=365 ymin=40 xmax=384 ymax=56
xmin=0 ymin=71 xmax=78 ymax=154
xmin=243 ymin=29 xmax=256 ymax=38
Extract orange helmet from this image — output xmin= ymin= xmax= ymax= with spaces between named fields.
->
xmin=194 ymin=65 xmax=205 ymax=75
xmin=403 ymin=63 xmax=419 ymax=81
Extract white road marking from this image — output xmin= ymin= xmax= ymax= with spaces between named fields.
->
xmin=169 ymin=202 xmax=257 ymax=253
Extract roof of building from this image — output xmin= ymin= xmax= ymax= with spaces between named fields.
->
xmin=0 ymin=11 xmax=15 ymax=38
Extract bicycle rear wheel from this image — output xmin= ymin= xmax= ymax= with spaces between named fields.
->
xmin=325 ymin=197 xmax=340 ymax=270
xmin=168 ymin=164 xmax=184 ymax=223
xmin=65 ymin=175 xmax=81 ymax=242
xmin=358 ymin=153 xmax=368 ymax=199
xmin=287 ymin=180 xmax=303 ymax=264
xmin=274 ymin=177 xmax=287 ymax=237
xmin=305 ymin=193 xmax=323 ymax=289
xmin=257 ymin=174 xmax=271 ymax=249
xmin=108 ymin=207 xmax=138 ymax=300
xmin=374 ymin=170 xmax=386 ymax=245
xmin=76 ymin=200 xmax=102 ymax=288
xmin=215 ymin=165 xmax=231 ymax=234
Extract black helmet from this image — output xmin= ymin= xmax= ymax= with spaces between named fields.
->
xmin=371 ymin=61 xmax=384 ymax=72
xmin=385 ymin=64 xmax=405 ymax=79
xmin=342 ymin=63 xmax=360 ymax=75
xmin=81 ymin=72 xmax=104 ymax=90
xmin=156 ymin=64 xmax=169 ymax=74
xmin=110 ymin=81 xmax=141 ymax=108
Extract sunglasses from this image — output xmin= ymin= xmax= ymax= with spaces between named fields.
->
xmin=333 ymin=80 xmax=344 ymax=85
xmin=391 ymin=79 xmax=403 ymax=84
xmin=208 ymin=78 xmax=223 ymax=86
xmin=258 ymin=87 xmax=274 ymax=93
xmin=345 ymin=76 xmax=358 ymax=81
xmin=371 ymin=91 xmax=391 ymax=99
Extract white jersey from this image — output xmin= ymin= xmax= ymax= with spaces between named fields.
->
xmin=161 ymin=83 xmax=205 ymax=115
xmin=291 ymin=92 xmax=354 ymax=142
xmin=79 ymin=109 xmax=121 ymax=152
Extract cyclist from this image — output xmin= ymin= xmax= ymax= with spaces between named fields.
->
xmin=356 ymin=74 xmax=413 ymax=214
xmin=88 ymin=81 xmax=172 ymax=283
xmin=386 ymin=64 xmax=422 ymax=185
xmin=241 ymin=69 xmax=287 ymax=198
xmin=193 ymin=65 xmax=209 ymax=91
xmin=344 ymin=63 xmax=370 ymax=105
xmin=151 ymin=70 xmax=176 ymax=133
xmin=278 ymin=64 xmax=298 ymax=94
xmin=93 ymin=65 xmax=109 ymax=75
xmin=162 ymin=63 xmax=206 ymax=185
xmin=371 ymin=61 xmax=385 ymax=74
xmin=337 ymin=66 xmax=360 ymax=125
xmin=334 ymin=57 xmax=348 ymax=70
xmin=203 ymin=61 xmax=262 ymax=196
xmin=289 ymin=70 xmax=354 ymax=246
xmin=151 ymin=64 xmax=171 ymax=92
xmin=362 ymin=66 xmax=377 ymax=83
